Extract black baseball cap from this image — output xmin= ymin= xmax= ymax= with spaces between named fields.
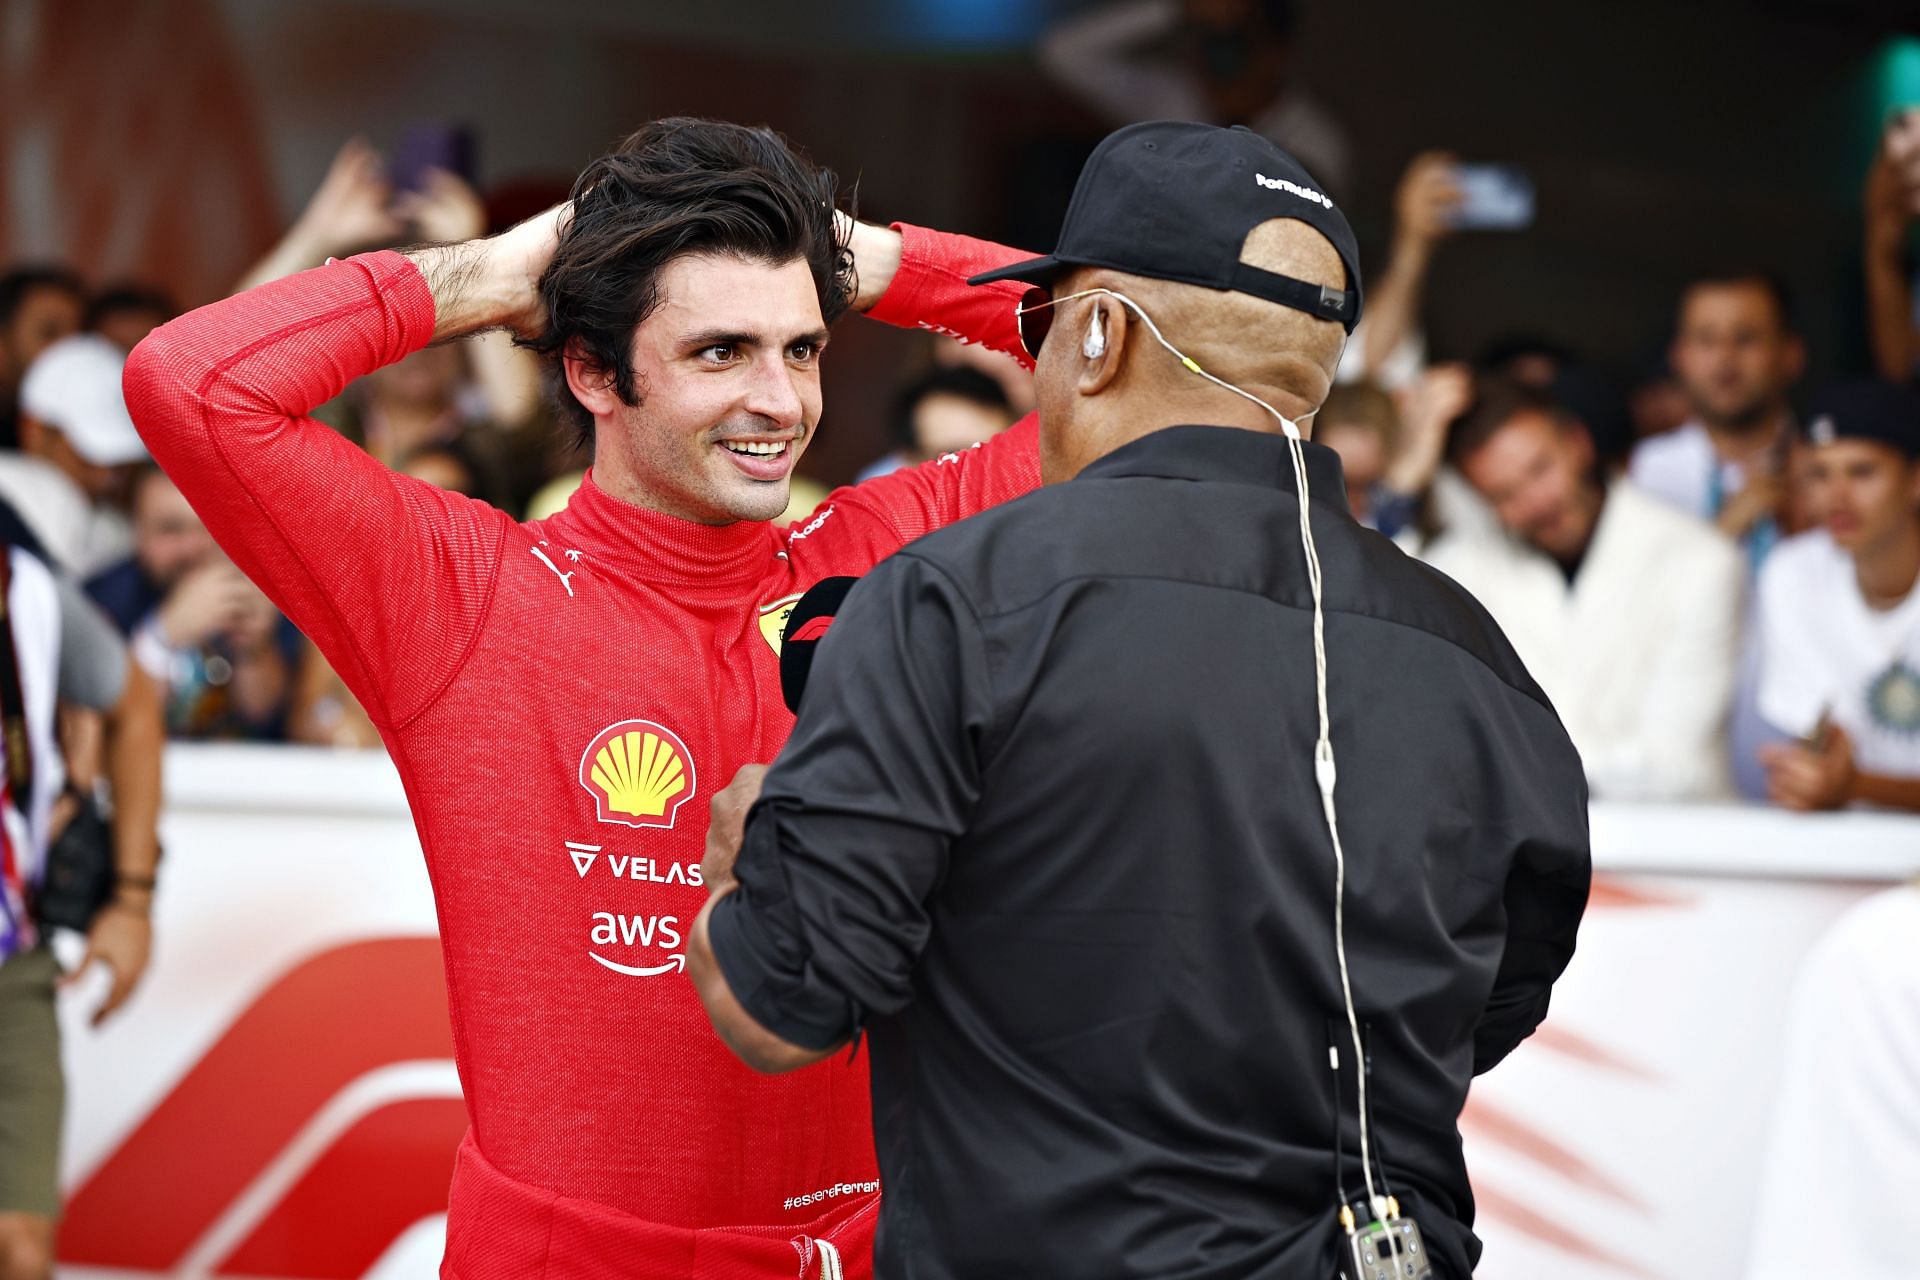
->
xmin=968 ymin=121 xmax=1362 ymax=332
xmin=1803 ymin=380 xmax=1920 ymax=460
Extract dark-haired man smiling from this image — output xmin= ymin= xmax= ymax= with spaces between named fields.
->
xmin=125 ymin=118 xmax=1040 ymax=1278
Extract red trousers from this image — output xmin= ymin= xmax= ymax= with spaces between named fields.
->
xmin=441 ymin=1136 xmax=879 ymax=1279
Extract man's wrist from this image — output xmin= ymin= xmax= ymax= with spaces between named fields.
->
xmin=108 ymin=886 xmax=154 ymax=917
xmin=148 ymin=609 xmax=194 ymax=653
xmin=1859 ymin=773 xmax=1920 ymax=810
xmin=1383 ymin=451 xmax=1439 ymax=494
xmin=846 ymin=218 xmax=904 ymax=313
xmin=281 ymin=222 xmax=338 ymax=271
xmin=1866 ymin=215 xmax=1910 ymax=259
xmin=403 ymin=239 xmax=525 ymax=342
xmin=228 ymin=634 xmax=279 ymax=663
xmin=1388 ymin=229 xmax=1436 ymax=269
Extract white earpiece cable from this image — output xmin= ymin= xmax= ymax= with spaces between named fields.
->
xmin=1030 ymin=286 xmax=1402 ymax=1268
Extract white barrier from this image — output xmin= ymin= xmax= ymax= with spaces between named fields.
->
xmin=47 ymin=745 xmax=1920 ymax=1279
xmin=1466 ymin=805 xmax=1917 ymax=1280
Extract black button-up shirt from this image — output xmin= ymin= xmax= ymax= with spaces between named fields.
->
xmin=710 ymin=425 xmax=1590 ymax=1280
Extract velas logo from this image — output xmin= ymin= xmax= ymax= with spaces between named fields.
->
xmin=578 ymin=720 xmax=696 ymax=829
xmin=1254 ymin=172 xmax=1332 ymax=208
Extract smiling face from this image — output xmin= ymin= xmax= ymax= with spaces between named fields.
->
xmin=1459 ymin=409 xmax=1603 ymax=563
xmin=570 ymin=253 xmax=829 ymax=525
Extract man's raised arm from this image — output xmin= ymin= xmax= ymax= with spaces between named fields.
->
xmin=122 ymin=209 xmax=562 ymax=731
xmin=847 ymin=216 xmax=1033 ymax=369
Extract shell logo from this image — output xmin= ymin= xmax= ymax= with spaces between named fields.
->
xmin=577 ymin=720 xmax=697 ymax=829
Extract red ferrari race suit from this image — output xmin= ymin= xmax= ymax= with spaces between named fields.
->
xmin=121 ymin=224 xmax=1037 ymax=1279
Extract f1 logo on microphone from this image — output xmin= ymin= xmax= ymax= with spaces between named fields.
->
xmin=788 ymin=616 xmax=834 ymax=643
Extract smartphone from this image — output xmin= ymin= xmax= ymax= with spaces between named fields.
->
xmin=1803 ymin=712 xmax=1835 ymax=755
xmin=1447 ymin=164 xmax=1535 ymax=232
xmin=389 ymin=123 xmax=476 ymax=195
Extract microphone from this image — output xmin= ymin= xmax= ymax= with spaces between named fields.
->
xmin=779 ymin=576 xmax=858 ymax=713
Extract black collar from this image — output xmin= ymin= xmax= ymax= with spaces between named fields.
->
xmin=1075 ymin=425 xmax=1352 ymax=509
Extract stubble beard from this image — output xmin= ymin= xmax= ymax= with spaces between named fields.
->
xmin=1697 ymin=390 xmax=1778 ymax=437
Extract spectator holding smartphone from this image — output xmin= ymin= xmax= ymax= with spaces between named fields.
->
xmin=1339 ymin=153 xmax=1533 ymax=392
xmin=85 ymin=467 xmax=297 ymax=740
xmin=236 ymin=138 xmax=546 ymax=507
xmin=1866 ymin=107 xmax=1920 ymax=385
xmin=1344 ymin=152 xmax=1459 ymax=388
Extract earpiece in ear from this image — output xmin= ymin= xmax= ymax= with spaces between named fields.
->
xmin=1082 ymin=308 xmax=1107 ymax=359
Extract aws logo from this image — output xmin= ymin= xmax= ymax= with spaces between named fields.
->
xmin=578 ymin=720 xmax=696 ymax=829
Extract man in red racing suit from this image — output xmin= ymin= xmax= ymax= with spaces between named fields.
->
xmin=122 ymin=121 xmax=1037 ymax=1278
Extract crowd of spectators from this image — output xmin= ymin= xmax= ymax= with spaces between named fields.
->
xmin=0 ymin=14 xmax=1916 ymax=821
xmin=1291 ymin=121 xmax=1920 ymax=819
xmin=3 ymin=106 xmax=1918 ymax=820
xmin=1028 ymin=0 xmax=1913 ymax=819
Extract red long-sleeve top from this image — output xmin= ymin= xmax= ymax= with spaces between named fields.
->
xmin=123 ymin=225 xmax=1039 ymax=1278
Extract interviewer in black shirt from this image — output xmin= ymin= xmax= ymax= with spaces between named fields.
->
xmin=690 ymin=122 xmax=1590 ymax=1280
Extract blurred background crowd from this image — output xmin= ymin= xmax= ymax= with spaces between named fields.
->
xmin=6 ymin=0 xmax=1919 ymax=816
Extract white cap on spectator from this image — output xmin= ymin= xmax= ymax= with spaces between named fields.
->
xmin=19 ymin=334 xmax=148 ymax=466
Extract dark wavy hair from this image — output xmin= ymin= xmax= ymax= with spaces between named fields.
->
xmin=530 ymin=118 xmax=854 ymax=448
